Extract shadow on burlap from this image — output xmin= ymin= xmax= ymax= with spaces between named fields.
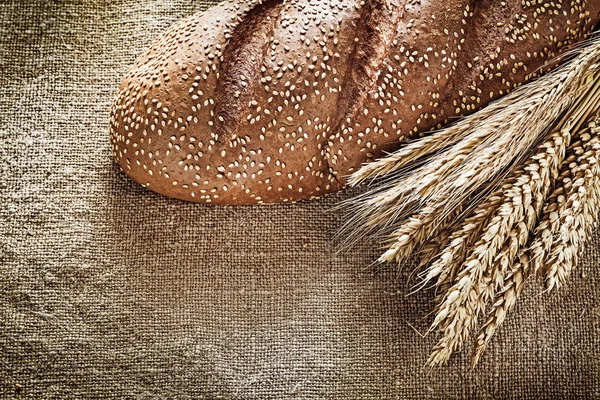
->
xmin=0 ymin=1 xmax=599 ymax=398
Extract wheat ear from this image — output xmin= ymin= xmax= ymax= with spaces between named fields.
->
xmin=342 ymin=37 xmax=600 ymax=365
xmin=428 ymin=124 xmax=570 ymax=366
xmin=472 ymin=113 xmax=600 ymax=364
xmin=545 ymin=119 xmax=600 ymax=289
xmin=344 ymin=38 xmax=600 ymax=270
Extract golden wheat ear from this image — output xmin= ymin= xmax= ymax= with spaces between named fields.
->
xmin=344 ymin=35 xmax=600 ymax=366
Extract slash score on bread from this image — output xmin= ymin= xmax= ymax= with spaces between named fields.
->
xmin=110 ymin=0 xmax=600 ymax=204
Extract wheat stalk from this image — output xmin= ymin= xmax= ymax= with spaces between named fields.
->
xmin=343 ymin=36 xmax=600 ymax=366
xmin=471 ymin=251 xmax=529 ymax=366
xmin=527 ymin=152 xmax=579 ymax=277
xmin=421 ymin=186 xmax=506 ymax=290
xmin=343 ymin=37 xmax=600 ymax=268
xmin=472 ymin=113 xmax=600 ymax=365
xmin=428 ymin=124 xmax=571 ymax=365
xmin=545 ymin=120 xmax=600 ymax=289
xmin=430 ymin=81 xmax=600 ymax=365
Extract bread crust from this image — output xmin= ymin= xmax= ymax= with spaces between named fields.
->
xmin=109 ymin=0 xmax=600 ymax=204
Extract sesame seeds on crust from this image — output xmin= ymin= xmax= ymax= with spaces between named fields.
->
xmin=109 ymin=0 xmax=600 ymax=204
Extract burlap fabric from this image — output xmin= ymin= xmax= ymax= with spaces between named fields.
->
xmin=1 ymin=1 xmax=599 ymax=398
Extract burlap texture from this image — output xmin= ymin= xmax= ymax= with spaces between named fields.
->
xmin=1 ymin=1 xmax=599 ymax=398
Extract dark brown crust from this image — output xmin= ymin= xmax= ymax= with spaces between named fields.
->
xmin=109 ymin=0 xmax=600 ymax=204
xmin=333 ymin=0 xmax=405 ymax=131
xmin=327 ymin=0 xmax=405 ymax=176
xmin=213 ymin=0 xmax=283 ymax=145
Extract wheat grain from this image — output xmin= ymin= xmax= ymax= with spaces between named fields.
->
xmin=418 ymin=229 xmax=452 ymax=269
xmin=527 ymin=152 xmax=579 ymax=276
xmin=344 ymin=38 xmax=600 ymax=267
xmin=420 ymin=188 xmax=505 ymax=290
xmin=342 ymin=37 xmax=600 ymax=365
xmin=472 ymin=252 xmax=529 ymax=366
xmin=428 ymin=119 xmax=572 ymax=365
xmin=472 ymin=114 xmax=600 ymax=365
xmin=545 ymin=119 xmax=600 ymax=289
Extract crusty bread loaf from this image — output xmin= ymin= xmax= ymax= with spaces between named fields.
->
xmin=109 ymin=0 xmax=600 ymax=204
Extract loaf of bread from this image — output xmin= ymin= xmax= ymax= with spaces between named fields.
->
xmin=109 ymin=0 xmax=600 ymax=204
